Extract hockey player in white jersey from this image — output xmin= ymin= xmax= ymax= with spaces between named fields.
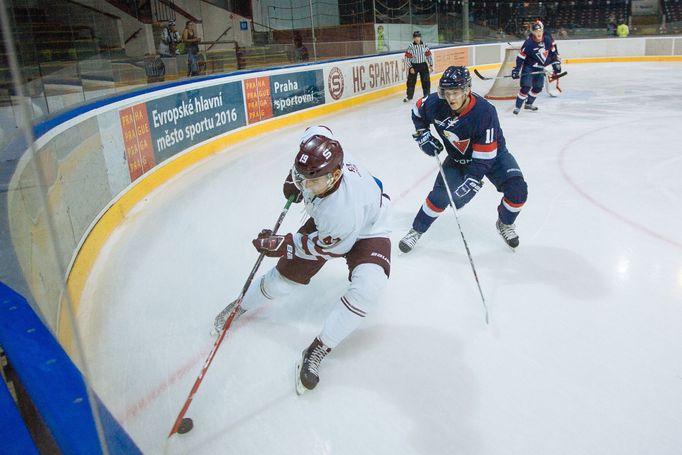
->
xmin=213 ymin=125 xmax=391 ymax=394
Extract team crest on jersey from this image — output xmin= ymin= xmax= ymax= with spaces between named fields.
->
xmin=435 ymin=117 xmax=459 ymax=129
xmin=443 ymin=130 xmax=470 ymax=155
xmin=345 ymin=163 xmax=361 ymax=175
xmin=535 ymin=46 xmax=549 ymax=64
xmin=320 ymin=235 xmax=341 ymax=247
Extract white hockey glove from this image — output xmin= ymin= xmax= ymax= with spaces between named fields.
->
xmin=454 ymin=177 xmax=483 ymax=198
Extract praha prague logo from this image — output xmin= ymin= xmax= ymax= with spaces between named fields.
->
xmin=328 ymin=67 xmax=344 ymax=100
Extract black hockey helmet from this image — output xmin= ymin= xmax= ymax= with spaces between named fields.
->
xmin=439 ymin=66 xmax=471 ymax=98
xmin=413 ymin=30 xmax=421 ymax=37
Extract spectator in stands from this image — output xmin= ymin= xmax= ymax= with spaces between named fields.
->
xmin=617 ymin=18 xmax=629 ymax=37
xmin=159 ymin=20 xmax=180 ymax=57
xmin=182 ymin=20 xmax=201 ymax=76
xmin=607 ymin=13 xmax=617 ymax=36
xmin=558 ymin=27 xmax=569 ymax=39
xmin=293 ymin=33 xmax=309 ymax=62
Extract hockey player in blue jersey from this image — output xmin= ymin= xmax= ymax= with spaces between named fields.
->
xmin=399 ymin=66 xmax=528 ymax=252
xmin=511 ymin=20 xmax=561 ymax=114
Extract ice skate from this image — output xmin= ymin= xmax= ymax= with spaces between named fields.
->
xmin=211 ymin=299 xmax=246 ymax=335
xmin=513 ymin=107 xmax=520 ymax=115
xmin=403 ymin=97 xmax=412 ymax=103
xmin=295 ymin=337 xmax=331 ymax=395
xmin=398 ymin=228 xmax=422 ymax=253
xmin=524 ymin=103 xmax=538 ymax=111
xmin=496 ymin=219 xmax=519 ymax=249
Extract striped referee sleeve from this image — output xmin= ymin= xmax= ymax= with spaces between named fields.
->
xmin=404 ymin=43 xmax=433 ymax=68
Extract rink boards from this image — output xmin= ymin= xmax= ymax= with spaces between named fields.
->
xmin=2 ymin=36 xmax=682 ymax=353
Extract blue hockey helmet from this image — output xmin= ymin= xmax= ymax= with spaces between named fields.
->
xmin=438 ymin=66 xmax=471 ymax=98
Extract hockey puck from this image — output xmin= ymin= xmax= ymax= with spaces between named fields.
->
xmin=177 ymin=417 xmax=194 ymax=434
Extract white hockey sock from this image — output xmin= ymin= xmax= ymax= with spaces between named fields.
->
xmin=319 ymin=264 xmax=387 ymax=349
xmin=241 ymin=267 xmax=299 ymax=312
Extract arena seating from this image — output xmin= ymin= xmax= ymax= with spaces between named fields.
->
xmin=553 ymin=0 xmax=629 ymax=30
xmin=663 ymin=0 xmax=682 ymax=24
xmin=503 ymin=0 xmax=630 ymax=36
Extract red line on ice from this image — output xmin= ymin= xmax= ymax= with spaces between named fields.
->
xmin=558 ymin=122 xmax=682 ymax=251
xmin=118 ymin=348 xmax=207 ymax=424
xmin=116 ymin=169 xmax=433 ymax=423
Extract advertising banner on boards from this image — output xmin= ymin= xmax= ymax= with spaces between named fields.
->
xmin=143 ymin=81 xmax=246 ymax=162
xmin=324 ymin=54 xmax=408 ymax=102
xmin=269 ymin=70 xmax=325 ymax=117
xmin=244 ymin=76 xmax=273 ymax=124
xmin=119 ymin=105 xmax=156 ymax=181
xmin=433 ymin=47 xmax=470 ymax=73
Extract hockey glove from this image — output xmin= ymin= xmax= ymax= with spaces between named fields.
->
xmin=552 ymin=61 xmax=562 ymax=74
xmin=283 ymin=172 xmax=303 ymax=203
xmin=413 ymin=129 xmax=443 ymax=156
xmin=511 ymin=67 xmax=520 ymax=79
xmin=252 ymin=229 xmax=294 ymax=258
xmin=454 ymin=176 xmax=483 ymax=198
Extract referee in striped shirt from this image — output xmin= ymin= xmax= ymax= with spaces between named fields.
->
xmin=403 ymin=31 xmax=434 ymax=102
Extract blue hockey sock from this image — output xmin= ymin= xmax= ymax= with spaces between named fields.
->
xmin=497 ymin=197 xmax=524 ymax=224
xmin=515 ymin=96 xmax=525 ymax=109
xmin=412 ymin=198 xmax=444 ymax=233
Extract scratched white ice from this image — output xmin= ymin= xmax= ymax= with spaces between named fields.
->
xmin=78 ymin=62 xmax=682 ymax=455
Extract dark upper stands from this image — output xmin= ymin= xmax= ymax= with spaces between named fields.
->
xmin=552 ymin=0 xmax=630 ymax=30
xmin=663 ymin=0 xmax=682 ymax=23
xmin=502 ymin=0 xmax=630 ymax=36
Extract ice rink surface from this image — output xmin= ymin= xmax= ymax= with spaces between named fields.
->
xmin=78 ymin=62 xmax=682 ymax=454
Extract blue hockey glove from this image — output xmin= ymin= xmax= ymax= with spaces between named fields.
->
xmin=454 ymin=176 xmax=483 ymax=198
xmin=552 ymin=61 xmax=562 ymax=74
xmin=413 ymin=129 xmax=443 ymax=156
xmin=511 ymin=67 xmax=520 ymax=79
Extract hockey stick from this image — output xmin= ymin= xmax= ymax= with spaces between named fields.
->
xmin=474 ymin=68 xmax=567 ymax=81
xmin=168 ymin=194 xmax=296 ymax=438
xmin=432 ymin=155 xmax=490 ymax=325
xmin=544 ymin=73 xmax=563 ymax=97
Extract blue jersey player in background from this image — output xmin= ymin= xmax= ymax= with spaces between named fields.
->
xmin=511 ymin=20 xmax=561 ymax=114
xmin=399 ymin=66 xmax=528 ymax=253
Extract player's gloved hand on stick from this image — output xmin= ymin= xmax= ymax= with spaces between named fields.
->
xmin=511 ymin=67 xmax=520 ymax=79
xmin=283 ymin=173 xmax=303 ymax=203
xmin=552 ymin=61 xmax=562 ymax=74
xmin=413 ymin=129 xmax=443 ymax=156
xmin=454 ymin=176 xmax=483 ymax=198
xmin=252 ymin=229 xmax=294 ymax=258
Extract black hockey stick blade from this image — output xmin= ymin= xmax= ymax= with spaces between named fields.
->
xmin=474 ymin=68 xmax=521 ymax=80
xmin=475 ymin=68 xmax=567 ymax=81
xmin=473 ymin=68 xmax=492 ymax=80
